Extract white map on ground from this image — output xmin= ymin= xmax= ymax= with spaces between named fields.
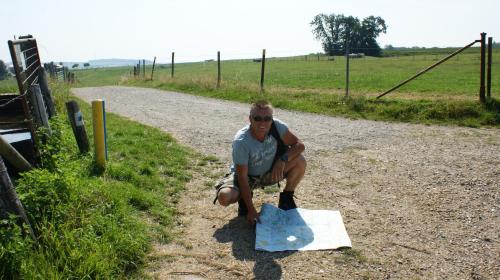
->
xmin=255 ymin=204 xmax=352 ymax=252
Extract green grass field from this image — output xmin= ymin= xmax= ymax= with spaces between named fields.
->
xmin=1 ymin=49 xmax=499 ymax=126
xmin=108 ymin=51 xmax=500 ymax=126
xmin=71 ymin=49 xmax=499 ymax=98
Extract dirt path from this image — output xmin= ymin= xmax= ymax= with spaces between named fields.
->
xmin=73 ymin=86 xmax=499 ymax=279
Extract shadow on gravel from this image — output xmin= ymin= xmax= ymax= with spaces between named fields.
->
xmin=213 ymin=216 xmax=295 ymax=280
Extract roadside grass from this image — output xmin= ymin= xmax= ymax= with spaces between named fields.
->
xmin=121 ymin=75 xmax=499 ymax=127
xmin=0 ymin=83 xmax=203 ymax=278
xmin=0 ymin=78 xmax=18 ymax=93
xmin=70 ymin=50 xmax=500 ymax=127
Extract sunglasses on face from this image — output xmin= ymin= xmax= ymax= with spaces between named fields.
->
xmin=252 ymin=115 xmax=273 ymax=122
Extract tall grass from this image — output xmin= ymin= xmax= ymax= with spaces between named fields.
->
xmin=0 ymin=83 xmax=200 ymax=278
xmin=0 ymin=78 xmax=18 ymax=94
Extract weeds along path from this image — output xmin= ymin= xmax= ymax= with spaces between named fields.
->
xmin=73 ymin=86 xmax=499 ymax=279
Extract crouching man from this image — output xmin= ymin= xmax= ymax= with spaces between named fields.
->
xmin=214 ymin=100 xmax=306 ymax=225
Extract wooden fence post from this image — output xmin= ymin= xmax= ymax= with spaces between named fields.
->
xmin=260 ymin=49 xmax=266 ymax=93
xmin=38 ymin=68 xmax=56 ymax=117
xmin=0 ymin=135 xmax=32 ymax=172
xmin=151 ymin=56 xmax=156 ymax=80
xmin=142 ymin=59 xmax=146 ymax=78
xmin=479 ymin=32 xmax=486 ymax=103
xmin=29 ymin=85 xmax=51 ymax=132
xmin=345 ymin=40 xmax=350 ymax=98
xmin=487 ymin=37 xmax=492 ymax=98
xmin=66 ymin=101 xmax=89 ymax=154
xmin=0 ymin=156 xmax=37 ymax=241
xmin=171 ymin=52 xmax=175 ymax=78
xmin=217 ymin=51 xmax=221 ymax=88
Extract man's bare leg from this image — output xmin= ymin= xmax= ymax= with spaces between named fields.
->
xmin=283 ymin=155 xmax=306 ymax=192
xmin=217 ymin=155 xmax=305 ymax=207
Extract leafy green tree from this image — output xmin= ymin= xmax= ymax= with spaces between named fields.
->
xmin=83 ymin=63 xmax=90 ymax=68
xmin=0 ymin=60 xmax=8 ymax=80
xmin=72 ymin=64 xmax=79 ymax=68
xmin=311 ymin=13 xmax=387 ymax=56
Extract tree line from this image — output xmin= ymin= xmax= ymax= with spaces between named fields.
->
xmin=0 ymin=60 xmax=93 ymax=81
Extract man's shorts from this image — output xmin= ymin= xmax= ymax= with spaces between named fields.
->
xmin=212 ymin=171 xmax=276 ymax=204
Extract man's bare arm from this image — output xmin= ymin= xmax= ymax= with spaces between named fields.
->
xmin=271 ymin=129 xmax=305 ymax=182
xmin=235 ymin=164 xmax=260 ymax=224
xmin=281 ymin=130 xmax=305 ymax=161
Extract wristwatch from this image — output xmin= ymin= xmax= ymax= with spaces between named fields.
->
xmin=280 ymin=153 xmax=288 ymax=162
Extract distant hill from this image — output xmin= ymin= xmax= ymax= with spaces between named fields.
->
xmin=88 ymin=59 xmax=154 ymax=68
xmin=54 ymin=59 xmax=154 ymax=69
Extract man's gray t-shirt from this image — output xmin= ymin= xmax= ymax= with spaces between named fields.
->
xmin=232 ymin=118 xmax=288 ymax=176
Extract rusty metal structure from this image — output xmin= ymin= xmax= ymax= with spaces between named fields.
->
xmin=0 ymin=35 xmax=50 ymax=167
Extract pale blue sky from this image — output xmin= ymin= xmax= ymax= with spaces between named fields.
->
xmin=1 ymin=0 xmax=498 ymax=63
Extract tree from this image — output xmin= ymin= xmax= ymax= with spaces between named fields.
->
xmin=83 ymin=63 xmax=90 ymax=68
xmin=384 ymin=44 xmax=394 ymax=50
xmin=311 ymin=13 xmax=387 ymax=56
xmin=0 ymin=60 xmax=8 ymax=80
xmin=72 ymin=63 xmax=79 ymax=68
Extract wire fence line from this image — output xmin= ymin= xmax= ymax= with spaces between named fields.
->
xmin=133 ymin=45 xmax=489 ymax=65
xmin=127 ymin=45 xmax=496 ymax=99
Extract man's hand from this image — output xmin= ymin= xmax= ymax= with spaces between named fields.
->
xmin=271 ymin=159 xmax=286 ymax=183
xmin=247 ymin=206 xmax=261 ymax=225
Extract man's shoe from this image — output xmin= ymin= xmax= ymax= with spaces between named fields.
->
xmin=278 ymin=191 xmax=297 ymax=210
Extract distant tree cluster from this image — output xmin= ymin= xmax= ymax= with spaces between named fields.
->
xmin=311 ymin=13 xmax=387 ymax=57
xmin=0 ymin=60 xmax=9 ymax=80
xmin=71 ymin=63 xmax=90 ymax=69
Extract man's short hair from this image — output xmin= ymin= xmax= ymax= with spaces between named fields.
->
xmin=250 ymin=100 xmax=273 ymax=116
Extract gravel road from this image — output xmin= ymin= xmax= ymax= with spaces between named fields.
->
xmin=73 ymin=86 xmax=499 ymax=279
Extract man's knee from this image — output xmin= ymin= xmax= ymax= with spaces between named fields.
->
xmin=297 ymin=155 xmax=306 ymax=171
xmin=292 ymin=155 xmax=306 ymax=173
xmin=218 ymin=188 xmax=239 ymax=206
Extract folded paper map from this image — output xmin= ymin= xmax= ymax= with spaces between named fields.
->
xmin=255 ymin=203 xmax=352 ymax=251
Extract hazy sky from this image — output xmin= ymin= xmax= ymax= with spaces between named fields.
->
xmin=1 ymin=0 xmax=498 ymax=63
